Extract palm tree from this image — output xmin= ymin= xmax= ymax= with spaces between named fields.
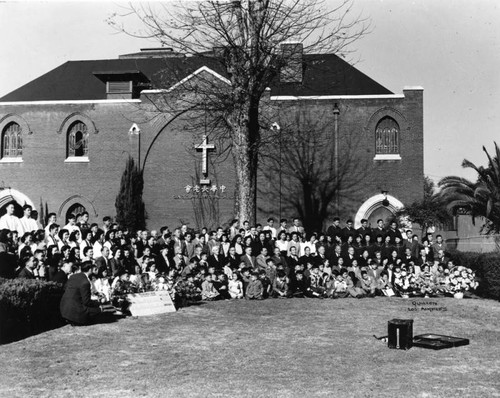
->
xmin=438 ymin=142 xmax=500 ymax=233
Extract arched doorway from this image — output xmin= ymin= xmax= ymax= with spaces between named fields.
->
xmin=0 ymin=188 xmax=35 ymax=217
xmin=354 ymin=193 xmax=404 ymax=228
xmin=367 ymin=206 xmax=394 ymax=228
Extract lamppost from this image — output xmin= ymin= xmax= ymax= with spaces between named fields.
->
xmin=333 ymin=103 xmax=340 ymax=212
xmin=271 ymin=122 xmax=282 ymax=220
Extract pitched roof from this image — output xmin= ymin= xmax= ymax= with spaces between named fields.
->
xmin=0 ymin=52 xmax=392 ymax=102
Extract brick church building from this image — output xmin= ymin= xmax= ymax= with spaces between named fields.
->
xmin=0 ymin=45 xmax=423 ymax=231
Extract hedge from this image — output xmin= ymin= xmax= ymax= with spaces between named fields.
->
xmin=448 ymin=250 xmax=500 ymax=300
xmin=0 ymin=278 xmax=64 ymax=344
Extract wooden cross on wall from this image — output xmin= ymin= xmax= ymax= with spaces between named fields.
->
xmin=195 ymin=135 xmax=215 ymax=185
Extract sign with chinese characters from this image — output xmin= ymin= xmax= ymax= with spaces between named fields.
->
xmin=195 ymin=135 xmax=215 ymax=184
xmin=173 ymin=184 xmax=233 ymax=200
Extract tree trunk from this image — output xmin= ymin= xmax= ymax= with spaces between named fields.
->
xmin=232 ymin=124 xmax=257 ymax=225
xmin=228 ymin=98 xmax=260 ymax=225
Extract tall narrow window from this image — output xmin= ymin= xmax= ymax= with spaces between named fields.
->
xmin=2 ymin=122 xmax=22 ymax=159
xmin=67 ymin=121 xmax=88 ymax=158
xmin=375 ymin=117 xmax=399 ymax=154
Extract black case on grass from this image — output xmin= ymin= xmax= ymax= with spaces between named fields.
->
xmin=388 ymin=319 xmax=413 ymax=350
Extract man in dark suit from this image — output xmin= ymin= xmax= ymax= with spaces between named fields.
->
xmin=17 ymin=256 xmax=37 ymax=279
xmin=342 ymin=219 xmax=357 ymax=242
xmin=401 ymin=248 xmax=417 ymax=265
xmin=95 ymin=246 xmax=111 ymax=272
xmin=241 ymin=246 xmax=256 ymax=269
xmin=60 ymin=261 xmax=103 ymax=325
xmin=343 ymin=246 xmax=356 ymax=268
xmin=315 ymin=245 xmax=328 ymax=266
xmin=225 ymin=246 xmax=240 ymax=269
xmin=373 ymin=219 xmax=386 ymax=240
xmin=52 ymin=261 xmax=72 ymax=286
xmin=385 ymin=221 xmax=403 ymax=244
xmin=326 ymin=217 xmax=342 ymax=242
xmin=356 ymin=219 xmax=372 ymax=240
xmin=208 ymin=246 xmax=224 ymax=270
xmin=299 ymin=246 xmax=315 ymax=266
xmin=328 ymin=245 xmax=343 ymax=266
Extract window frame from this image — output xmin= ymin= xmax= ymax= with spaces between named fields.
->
xmin=66 ymin=121 xmax=89 ymax=162
xmin=374 ymin=116 xmax=401 ymax=161
xmin=0 ymin=122 xmax=23 ymax=162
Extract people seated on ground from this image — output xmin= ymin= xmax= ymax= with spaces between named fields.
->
xmin=213 ymin=273 xmax=231 ymax=300
xmin=272 ymin=270 xmax=290 ymax=298
xmin=359 ymin=271 xmax=376 ymax=297
xmin=201 ymin=274 xmax=220 ymax=301
xmin=245 ymin=271 xmax=264 ymax=300
xmin=307 ymin=265 xmax=327 ymax=298
xmin=258 ymin=269 xmax=272 ymax=299
xmin=228 ymin=273 xmax=244 ymax=299
xmin=3 ymin=209 xmax=477 ymax=308
xmin=94 ymin=267 xmax=112 ymax=302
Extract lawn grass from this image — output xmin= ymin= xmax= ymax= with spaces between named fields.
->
xmin=0 ymin=297 xmax=499 ymax=398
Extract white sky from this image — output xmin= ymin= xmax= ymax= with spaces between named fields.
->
xmin=0 ymin=0 xmax=499 ymax=183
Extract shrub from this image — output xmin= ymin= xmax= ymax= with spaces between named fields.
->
xmin=0 ymin=278 xmax=64 ymax=344
xmin=448 ymin=250 xmax=500 ymax=299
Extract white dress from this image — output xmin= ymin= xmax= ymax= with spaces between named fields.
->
xmin=228 ymin=280 xmax=243 ymax=298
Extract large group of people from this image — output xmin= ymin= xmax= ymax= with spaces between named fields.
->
xmin=0 ymin=202 xmax=478 ymax=323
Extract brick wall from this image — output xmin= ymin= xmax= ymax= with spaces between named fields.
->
xmin=0 ymin=88 xmax=423 ymax=231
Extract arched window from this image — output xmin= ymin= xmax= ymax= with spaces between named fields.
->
xmin=375 ymin=117 xmax=399 ymax=154
xmin=67 ymin=121 xmax=88 ymax=158
xmin=66 ymin=202 xmax=86 ymax=224
xmin=2 ymin=122 xmax=22 ymax=158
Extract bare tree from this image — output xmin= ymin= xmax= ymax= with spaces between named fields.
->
xmin=259 ymin=105 xmax=370 ymax=233
xmin=109 ymin=0 xmax=370 ymax=224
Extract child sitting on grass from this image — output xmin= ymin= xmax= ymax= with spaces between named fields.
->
xmin=246 ymin=271 xmax=264 ymax=300
xmin=376 ymin=271 xmax=394 ymax=297
xmin=240 ymin=267 xmax=252 ymax=296
xmin=290 ymin=271 xmax=307 ymax=298
xmin=332 ymin=270 xmax=349 ymax=298
xmin=359 ymin=271 xmax=376 ymax=297
xmin=272 ymin=270 xmax=290 ymax=298
xmin=228 ymin=273 xmax=244 ymax=299
xmin=258 ymin=269 xmax=272 ymax=298
xmin=307 ymin=265 xmax=326 ymax=298
xmin=342 ymin=269 xmax=365 ymax=298
xmin=201 ymin=274 xmax=220 ymax=301
xmin=214 ymin=273 xmax=231 ymax=300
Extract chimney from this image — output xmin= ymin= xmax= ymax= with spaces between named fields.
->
xmin=280 ymin=42 xmax=303 ymax=84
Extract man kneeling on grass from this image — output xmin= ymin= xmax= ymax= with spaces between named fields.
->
xmin=246 ymin=271 xmax=264 ymax=300
xmin=60 ymin=261 xmax=105 ymax=326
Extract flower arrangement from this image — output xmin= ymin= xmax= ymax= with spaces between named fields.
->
xmin=111 ymin=279 xmax=137 ymax=313
xmin=447 ymin=266 xmax=478 ymax=297
xmin=416 ymin=271 xmax=437 ymax=297
xmin=175 ymin=279 xmax=202 ymax=306
xmin=394 ymin=270 xmax=417 ymax=298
